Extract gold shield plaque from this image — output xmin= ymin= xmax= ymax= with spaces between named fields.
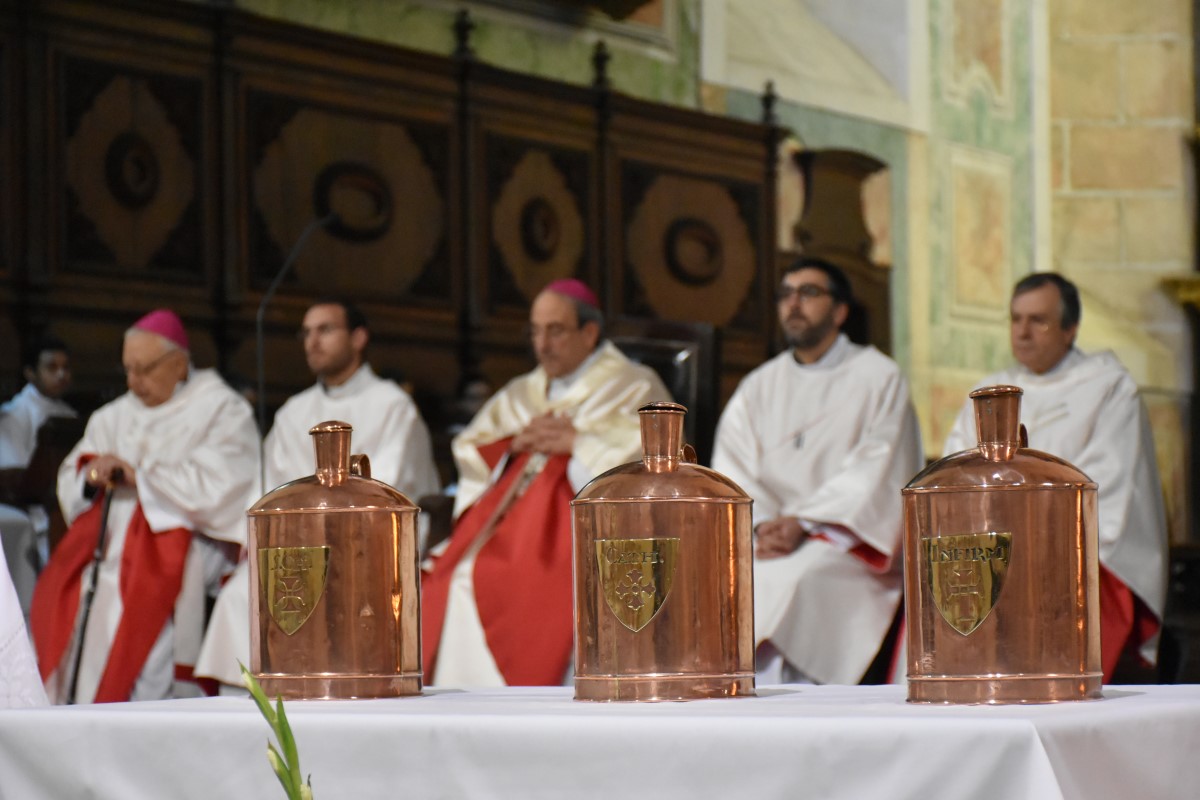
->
xmin=595 ymin=538 xmax=679 ymax=632
xmin=258 ymin=546 xmax=331 ymax=636
xmin=925 ymin=533 xmax=1012 ymax=636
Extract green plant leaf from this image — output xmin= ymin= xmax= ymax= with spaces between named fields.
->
xmin=239 ymin=662 xmax=278 ymax=728
xmin=240 ymin=661 xmax=313 ymax=798
xmin=276 ymin=697 xmax=303 ymax=796
xmin=267 ymin=743 xmax=298 ymax=800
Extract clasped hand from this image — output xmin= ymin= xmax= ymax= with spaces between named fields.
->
xmin=511 ymin=412 xmax=576 ymax=455
xmin=85 ymin=455 xmax=138 ymax=489
xmin=755 ymin=516 xmax=808 ymax=560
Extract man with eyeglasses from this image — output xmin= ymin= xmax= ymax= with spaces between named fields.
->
xmin=943 ymin=272 xmax=1167 ymax=681
xmin=422 ymin=279 xmax=670 ymax=687
xmin=194 ymin=297 xmax=440 ymax=691
xmin=0 ymin=335 xmax=77 ymax=622
xmin=712 ymin=257 xmax=923 ymax=685
xmin=31 ymin=309 xmax=260 ymax=703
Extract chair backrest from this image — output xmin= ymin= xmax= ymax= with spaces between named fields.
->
xmin=21 ymin=415 xmax=85 ymax=507
xmin=608 ymin=318 xmax=719 ymax=465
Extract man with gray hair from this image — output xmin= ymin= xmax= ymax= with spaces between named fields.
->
xmin=31 ymin=309 xmax=260 ymax=703
xmin=422 ymin=279 xmax=670 ymax=687
xmin=943 ymin=272 xmax=1168 ymax=681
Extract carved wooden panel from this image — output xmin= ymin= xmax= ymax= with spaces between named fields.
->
xmin=468 ymin=72 xmax=598 ymax=351
xmin=243 ymin=91 xmax=451 ymax=306
xmin=620 ymin=161 xmax=761 ymax=331
xmin=485 ymin=136 xmax=592 ymax=317
xmin=59 ymin=54 xmax=206 ymax=281
xmin=0 ymin=0 xmax=775 ymax=425
xmin=606 ymin=98 xmax=774 ymax=377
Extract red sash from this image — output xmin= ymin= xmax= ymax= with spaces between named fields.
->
xmin=1099 ymin=564 xmax=1160 ymax=682
xmin=31 ymin=493 xmax=192 ymax=703
xmin=423 ymin=445 xmax=575 ymax=685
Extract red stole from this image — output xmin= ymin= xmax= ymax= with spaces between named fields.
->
xmin=423 ymin=443 xmax=575 ymax=685
xmin=1099 ymin=564 xmax=1160 ymax=682
xmin=31 ymin=493 xmax=192 ymax=703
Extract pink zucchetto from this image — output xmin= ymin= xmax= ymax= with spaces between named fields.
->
xmin=131 ymin=308 xmax=190 ymax=352
xmin=542 ymin=278 xmax=599 ymax=310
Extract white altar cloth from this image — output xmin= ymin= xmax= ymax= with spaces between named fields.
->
xmin=1 ymin=684 xmax=1199 ymax=799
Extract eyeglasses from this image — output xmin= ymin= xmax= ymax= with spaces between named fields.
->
xmin=527 ymin=323 xmax=579 ymax=342
xmin=122 ymin=348 xmax=177 ymax=379
xmin=776 ymin=284 xmax=833 ymax=303
xmin=297 ymin=323 xmax=347 ymax=341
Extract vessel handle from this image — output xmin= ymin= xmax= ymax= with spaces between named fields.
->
xmin=350 ymin=453 xmax=371 ymax=479
xmin=681 ymin=443 xmax=697 ymax=464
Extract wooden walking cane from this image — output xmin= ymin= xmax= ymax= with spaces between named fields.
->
xmin=66 ymin=468 xmax=122 ymax=705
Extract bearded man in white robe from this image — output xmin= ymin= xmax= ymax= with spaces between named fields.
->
xmin=943 ymin=272 xmax=1167 ymax=680
xmin=31 ymin=309 xmax=259 ymax=703
xmin=713 ymin=258 xmax=923 ymax=685
xmin=422 ymin=279 xmax=670 ymax=686
xmin=196 ymin=298 xmax=439 ymax=688
xmin=0 ymin=335 xmax=77 ymax=620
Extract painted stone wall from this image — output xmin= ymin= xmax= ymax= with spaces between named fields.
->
xmin=913 ymin=0 xmax=1040 ymax=460
xmin=1047 ymin=0 xmax=1193 ymax=541
xmin=219 ymin=0 xmax=702 ymax=107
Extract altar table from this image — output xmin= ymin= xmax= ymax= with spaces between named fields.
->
xmin=1 ymin=684 xmax=1199 ymax=799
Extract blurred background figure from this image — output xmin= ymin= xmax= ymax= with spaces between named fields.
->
xmin=31 ymin=309 xmax=259 ymax=704
xmin=0 ymin=334 xmax=78 ymax=623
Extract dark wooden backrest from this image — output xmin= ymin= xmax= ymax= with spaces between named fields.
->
xmin=609 ymin=318 xmax=719 ymax=466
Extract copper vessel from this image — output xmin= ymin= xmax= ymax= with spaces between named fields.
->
xmin=248 ymin=421 xmax=422 ymax=699
xmin=571 ymin=402 xmax=754 ymax=701
xmin=903 ymin=386 xmax=1101 ymax=704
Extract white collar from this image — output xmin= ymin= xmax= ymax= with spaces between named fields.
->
xmin=791 ymin=332 xmax=851 ymax=370
xmin=320 ymin=363 xmax=374 ymax=400
xmin=547 ymin=346 xmax=604 ymax=402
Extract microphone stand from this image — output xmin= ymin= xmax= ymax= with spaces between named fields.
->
xmin=255 ymin=213 xmax=336 ymax=492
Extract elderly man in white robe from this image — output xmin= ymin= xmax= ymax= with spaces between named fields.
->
xmin=422 ymin=279 xmax=670 ymax=687
xmin=0 ymin=335 xmax=77 ymax=621
xmin=31 ymin=309 xmax=259 ymax=703
xmin=195 ymin=298 xmax=439 ymax=689
xmin=943 ymin=272 xmax=1167 ymax=681
xmin=713 ymin=257 xmax=923 ymax=685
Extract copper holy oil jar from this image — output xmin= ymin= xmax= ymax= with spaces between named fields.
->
xmin=249 ymin=421 xmax=422 ymax=699
xmin=571 ymin=402 xmax=754 ymax=702
xmin=903 ymin=386 xmax=1101 ymax=704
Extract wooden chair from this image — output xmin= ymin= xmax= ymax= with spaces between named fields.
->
xmin=609 ymin=318 xmax=719 ymax=466
xmin=21 ymin=416 xmax=86 ymax=554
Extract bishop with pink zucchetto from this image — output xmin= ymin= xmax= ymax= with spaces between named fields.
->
xmin=31 ymin=308 xmax=259 ymax=704
xmin=422 ymin=279 xmax=671 ymax=687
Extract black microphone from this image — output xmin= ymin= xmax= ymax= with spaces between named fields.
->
xmin=255 ymin=212 xmax=338 ymax=490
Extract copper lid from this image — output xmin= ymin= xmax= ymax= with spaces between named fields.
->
xmin=572 ymin=402 xmax=751 ymax=504
xmin=249 ymin=420 xmax=417 ymax=514
xmin=905 ymin=386 xmax=1095 ymax=494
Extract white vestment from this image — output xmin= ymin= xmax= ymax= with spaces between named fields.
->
xmin=943 ymin=348 xmax=1168 ymax=662
xmin=0 ymin=383 xmax=78 ymax=469
xmin=0 ymin=384 xmax=77 ymax=620
xmin=0 ymin=545 xmax=47 ymax=708
xmin=196 ymin=363 xmax=440 ymax=686
xmin=44 ymin=369 xmax=259 ymax=703
xmin=431 ymin=341 xmax=671 ymax=686
xmin=712 ymin=334 xmax=923 ymax=685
